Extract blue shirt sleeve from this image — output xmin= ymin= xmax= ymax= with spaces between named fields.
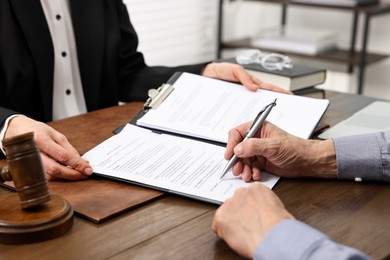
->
xmin=333 ymin=130 xmax=390 ymax=182
xmin=254 ymin=219 xmax=369 ymax=260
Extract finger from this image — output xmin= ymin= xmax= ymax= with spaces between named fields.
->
xmin=252 ymin=77 xmax=292 ymax=94
xmin=236 ymin=121 xmax=253 ymax=133
xmin=212 ymin=202 xmax=231 ymax=237
xmin=225 ymin=122 xmax=254 ymax=160
xmin=241 ymin=159 xmax=254 ymax=182
xmin=46 ymin=174 xmax=62 ymax=181
xmin=51 ymin=132 xmax=89 ymax=165
xmin=251 ymin=160 xmax=262 ymax=181
xmin=41 ymin=153 xmax=89 ymax=181
xmin=225 ymin=127 xmax=246 ymax=160
xmin=232 ymin=160 xmax=244 ymax=176
xmin=47 ymin=143 xmax=93 ymax=176
xmin=236 ymin=157 xmax=263 ymax=181
xmin=39 ymin=133 xmax=93 ymax=175
xmin=232 ymin=67 xmax=259 ymax=91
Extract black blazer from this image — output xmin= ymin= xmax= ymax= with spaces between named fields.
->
xmin=0 ymin=0 xmax=205 ymax=124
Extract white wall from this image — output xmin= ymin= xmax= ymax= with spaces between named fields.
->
xmin=123 ymin=0 xmax=218 ymax=66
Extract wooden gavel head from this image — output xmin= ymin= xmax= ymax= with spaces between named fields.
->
xmin=0 ymin=132 xmax=51 ymax=209
xmin=0 ymin=132 xmax=73 ymax=245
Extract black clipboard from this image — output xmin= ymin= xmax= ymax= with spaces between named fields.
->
xmin=113 ymin=72 xmax=225 ymax=147
xmin=113 ymin=72 xmax=181 ymax=134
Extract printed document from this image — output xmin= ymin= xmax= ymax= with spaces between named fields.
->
xmin=83 ymin=124 xmax=280 ymax=204
xmin=137 ymin=73 xmax=329 ymax=143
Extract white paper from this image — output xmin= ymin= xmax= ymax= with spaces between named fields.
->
xmin=137 ymin=72 xmax=329 ymax=143
xmin=318 ymin=101 xmax=390 ymax=139
xmin=83 ymin=124 xmax=280 ymax=204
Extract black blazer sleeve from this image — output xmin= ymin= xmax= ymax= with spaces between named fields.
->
xmin=0 ymin=107 xmax=19 ymax=159
xmin=0 ymin=107 xmax=19 ymax=129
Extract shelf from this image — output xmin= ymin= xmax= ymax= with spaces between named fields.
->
xmin=243 ymin=0 xmax=390 ymax=13
xmin=217 ymin=0 xmax=390 ymax=94
xmin=222 ymin=38 xmax=389 ymax=66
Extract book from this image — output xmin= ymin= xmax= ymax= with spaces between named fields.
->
xmin=136 ymin=72 xmax=330 ymax=141
xmin=290 ymin=0 xmax=379 ymax=7
xmin=292 ymin=87 xmax=326 ymax=99
xmin=251 ymin=26 xmax=337 ymax=56
xmin=223 ymin=57 xmax=327 ymax=92
xmin=318 ymin=101 xmax=390 ymax=139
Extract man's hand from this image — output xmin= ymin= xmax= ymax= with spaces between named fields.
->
xmin=225 ymin=121 xmax=337 ymax=182
xmin=4 ymin=116 xmax=93 ymax=180
xmin=202 ymin=62 xmax=291 ymax=94
xmin=212 ymin=183 xmax=294 ymax=258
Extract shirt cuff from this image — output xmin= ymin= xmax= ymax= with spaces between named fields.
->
xmin=254 ymin=219 xmax=327 ymax=260
xmin=254 ymin=219 xmax=368 ymax=260
xmin=333 ymin=132 xmax=386 ymax=182
xmin=0 ymin=114 xmax=22 ymax=155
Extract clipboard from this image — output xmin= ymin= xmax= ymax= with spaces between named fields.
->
xmin=113 ymin=72 xmax=182 ymax=134
xmin=113 ymin=72 xmax=226 ymax=147
xmin=114 ymin=72 xmax=329 ymax=142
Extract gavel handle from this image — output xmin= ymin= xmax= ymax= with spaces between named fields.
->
xmin=0 ymin=166 xmax=12 ymax=182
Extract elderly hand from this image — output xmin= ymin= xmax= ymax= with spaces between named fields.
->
xmin=4 ymin=116 xmax=93 ymax=180
xmin=202 ymin=62 xmax=291 ymax=94
xmin=212 ymin=183 xmax=294 ymax=258
xmin=225 ymin=121 xmax=337 ymax=182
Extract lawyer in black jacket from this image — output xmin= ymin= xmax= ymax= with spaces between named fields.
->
xmin=0 ymin=0 xmax=286 ymax=180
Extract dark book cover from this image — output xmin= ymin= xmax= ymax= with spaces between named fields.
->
xmin=222 ymin=57 xmax=325 ymax=78
xmin=219 ymin=58 xmax=326 ymax=91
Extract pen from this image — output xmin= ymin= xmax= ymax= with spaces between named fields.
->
xmin=220 ymin=98 xmax=277 ymax=180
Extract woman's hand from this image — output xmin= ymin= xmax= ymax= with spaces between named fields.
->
xmin=202 ymin=62 xmax=291 ymax=94
xmin=4 ymin=116 xmax=93 ymax=180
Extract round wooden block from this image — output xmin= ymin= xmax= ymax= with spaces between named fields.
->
xmin=0 ymin=193 xmax=73 ymax=244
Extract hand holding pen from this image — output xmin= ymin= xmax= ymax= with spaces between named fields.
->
xmin=220 ymin=99 xmax=277 ymax=180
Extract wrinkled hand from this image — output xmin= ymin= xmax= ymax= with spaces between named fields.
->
xmin=225 ymin=121 xmax=337 ymax=182
xmin=212 ymin=183 xmax=294 ymax=258
xmin=202 ymin=62 xmax=291 ymax=94
xmin=4 ymin=116 xmax=93 ymax=180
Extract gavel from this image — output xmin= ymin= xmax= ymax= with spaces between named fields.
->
xmin=0 ymin=132 xmax=73 ymax=244
xmin=0 ymin=132 xmax=51 ymax=209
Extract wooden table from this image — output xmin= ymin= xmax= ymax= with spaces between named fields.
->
xmin=1 ymin=91 xmax=389 ymax=259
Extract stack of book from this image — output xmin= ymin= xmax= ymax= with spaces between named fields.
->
xmin=251 ymin=26 xmax=337 ymax=56
xmin=222 ymin=57 xmax=327 ymax=93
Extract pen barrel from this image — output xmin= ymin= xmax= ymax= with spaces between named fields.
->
xmin=247 ymin=102 xmax=275 ymax=138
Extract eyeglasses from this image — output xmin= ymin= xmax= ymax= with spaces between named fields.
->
xmin=235 ymin=49 xmax=293 ymax=71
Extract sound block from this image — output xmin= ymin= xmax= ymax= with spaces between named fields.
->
xmin=0 ymin=193 xmax=73 ymax=244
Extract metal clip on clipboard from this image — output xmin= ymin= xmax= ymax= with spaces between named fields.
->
xmin=143 ymin=83 xmax=174 ymax=111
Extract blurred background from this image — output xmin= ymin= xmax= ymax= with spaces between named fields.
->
xmin=124 ymin=0 xmax=390 ymax=99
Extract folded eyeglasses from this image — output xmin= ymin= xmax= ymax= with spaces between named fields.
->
xmin=235 ymin=49 xmax=293 ymax=71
